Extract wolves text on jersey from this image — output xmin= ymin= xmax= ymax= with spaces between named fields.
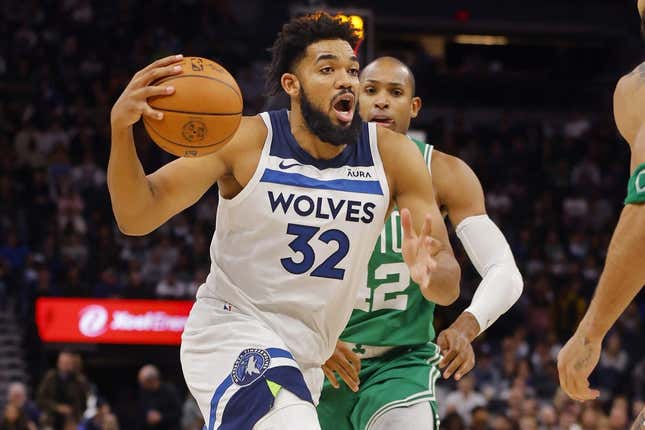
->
xmin=268 ymin=191 xmax=376 ymax=224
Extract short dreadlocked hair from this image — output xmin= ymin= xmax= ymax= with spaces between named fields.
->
xmin=265 ymin=12 xmax=360 ymax=95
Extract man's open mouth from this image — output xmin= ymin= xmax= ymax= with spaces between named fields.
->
xmin=332 ymin=93 xmax=355 ymax=124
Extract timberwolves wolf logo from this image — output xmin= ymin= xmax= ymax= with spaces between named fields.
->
xmin=231 ymin=348 xmax=271 ymax=386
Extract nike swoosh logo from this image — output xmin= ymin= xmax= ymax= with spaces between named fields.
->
xmin=278 ymin=160 xmax=302 ymax=170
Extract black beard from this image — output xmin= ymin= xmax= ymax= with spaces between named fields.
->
xmin=299 ymin=88 xmax=362 ymax=147
xmin=642 ymin=17 xmax=645 ymax=45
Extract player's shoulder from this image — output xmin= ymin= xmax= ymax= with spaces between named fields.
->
xmin=613 ymin=65 xmax=644 ymax=145
xmin=614 ymin=66 xmax=638 ymax=107
xmin=206 ymin=114 xmax=267 ymax=170
xmin=375 ymin=127 xmax=432 ymax=196
xmin=222 ymin=115 xmax=267 ymax=152
xmin=430 ymin=149 xmax=474 ymax=180
xmin=375 ymin=125 xmax=417 ymax=154
xmin=430 ymin=150 xmax=484 ymax=204
xmin=376 ymin=126 xmax=427 ymax=175
xmin=239 ymin=114 xmax=268 ymax=142
xmin=614 ymin=62 xmax=645 ymax=108
xmin=621 ymin=61 xmax=645 ymax=82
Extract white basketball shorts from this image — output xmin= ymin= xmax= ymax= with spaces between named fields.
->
xmin=180 ymin=297 xmax=323 ymax=430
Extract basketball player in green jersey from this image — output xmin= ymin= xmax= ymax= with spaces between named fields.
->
xmin=557 ymin=0 xmax=645 ymax=403
xmin=316 ymin=57 xmax=523 ymax=430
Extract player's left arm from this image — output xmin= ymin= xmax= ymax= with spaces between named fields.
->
xmin=558 ymin=88 xmax=645 ymax=402
xmin=441 ymin=152 xmax=525 ymax=338
xmin=379 ymin=129 xmax=461 ymax=306
xmin=432 ymin=152 xmax=523 ymax=379
xmin=580 ymin=129 xmax=645 ymax=342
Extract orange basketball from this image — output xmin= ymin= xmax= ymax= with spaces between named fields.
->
xmin=144 ymin=57 xmax=243 ymax=157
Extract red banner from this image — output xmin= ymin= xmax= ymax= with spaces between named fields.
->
xmin=36 ymin=298 xmax=194 ymax=345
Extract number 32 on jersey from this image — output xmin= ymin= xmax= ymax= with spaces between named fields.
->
xmin=280 ymin=223 xmax=350 ymax=280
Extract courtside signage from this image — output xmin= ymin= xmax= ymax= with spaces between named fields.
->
xmin=35 ymin=298 xmax=193 ymax=345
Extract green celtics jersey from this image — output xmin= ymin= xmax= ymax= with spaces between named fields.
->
xmin=340 ymin=138 xmax=436 ymax=347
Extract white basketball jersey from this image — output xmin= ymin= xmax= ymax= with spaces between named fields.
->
xmin=198 ymin=110 xmax=390 ymax=368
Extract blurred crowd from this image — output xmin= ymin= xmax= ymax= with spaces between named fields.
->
xmin=2 ymin=350 xmax=201 ymax=430
xmin=0 ymin=0 xmax=644 ymax=429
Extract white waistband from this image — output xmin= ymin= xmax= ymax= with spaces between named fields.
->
xmin=340 ymin=342 xmax=397 ymax=359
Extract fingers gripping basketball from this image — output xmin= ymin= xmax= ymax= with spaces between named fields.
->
xmin=110 ymin=54 xmax=183 ymax=127
xmin=143 ymin=56 xmax=243 ymax=157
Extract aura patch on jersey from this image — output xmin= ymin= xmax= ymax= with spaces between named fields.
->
xmin=625 ymin=163 xmax=645 ymax=204
xmin=207 ymin=347 xmax=313 ymax=430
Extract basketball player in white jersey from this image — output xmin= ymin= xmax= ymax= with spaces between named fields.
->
xmin=557 ymin=1 xmax=645 ymax=403
xmin=108 ymin=12 xmax=460 ymax=430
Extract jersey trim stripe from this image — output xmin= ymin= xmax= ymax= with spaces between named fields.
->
xmin=269 ymin=110 xmax=375 ymax=169
xmin=208 ymin=376 xmax=233 ymax=430
xmin=218 ymin=112 xmax=273 ymax=207
xmin=259 ymin=169 xmax=384 ymax=195
xmin=367 ymin=122 xmax=391 ymax=206
xmin=266 ymin=348 xmax=294 ymax=359
xmin=409 ymin=137 xmax=433 ymax=173
xmin=426 ymin=145 xmax=434 ymax=172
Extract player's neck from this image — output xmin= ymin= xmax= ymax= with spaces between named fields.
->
xmin=288 ymin=106 xmax=346 ymax=160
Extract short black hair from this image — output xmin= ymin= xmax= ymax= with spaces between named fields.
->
xmin=265 ymin=12 xmax=360 ymax=95
xmin=360 ymin=56 xmax=416 ymax=96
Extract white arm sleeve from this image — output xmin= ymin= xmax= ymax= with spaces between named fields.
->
xmin=455 ymin=215 xmax=523 ymax=335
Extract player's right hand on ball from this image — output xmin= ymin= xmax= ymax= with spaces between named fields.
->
xmin=110 ymin=54 xmax=184 ymax=128
xmin=322 ymin=342 xmax=361 ymax=392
